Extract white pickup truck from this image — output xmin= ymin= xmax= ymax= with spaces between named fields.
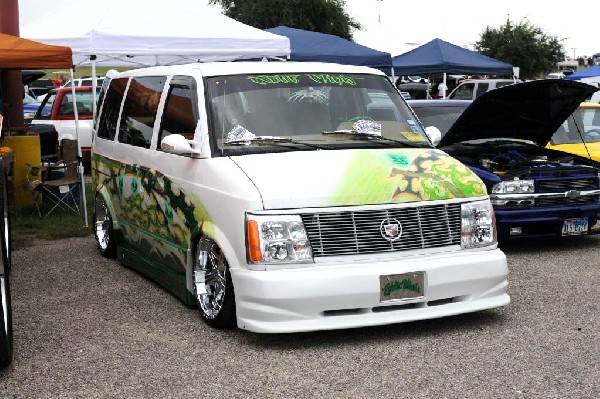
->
xmin=30 ymin=86 xmax=94 ymax=169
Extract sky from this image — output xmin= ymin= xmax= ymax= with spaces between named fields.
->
xmin=16 ymin=0 xmax=598 ymax=60
xmin=344 ymin=0 xmax=598 ymax=59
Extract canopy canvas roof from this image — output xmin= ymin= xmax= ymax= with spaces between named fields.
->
xmin=392 ymin=38 xmax=514 ymax=76
xmin=265 ymin=26 xmax=392 ymax=71
xmin=565 ymin=66 xmax=600 ymax=80
xmin=20 ymin=0 xmax=290 ymax=67
xmin=0 ymin=32 xmax=72 ymax=69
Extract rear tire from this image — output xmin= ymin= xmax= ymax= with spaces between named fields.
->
xmin=0 ymin=165 xmax=13 ymax=368
xmin=192 ymin=237 xmax=236 ymax=329
xmin=93 ymin=194 xmax=117 ymax=258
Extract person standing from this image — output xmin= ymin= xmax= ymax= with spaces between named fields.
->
xmin=436 ymin=81 xmax=447 ymax=99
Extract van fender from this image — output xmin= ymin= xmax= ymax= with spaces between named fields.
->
xmin=185 ymin=221 xmax=238 ymax=301
xmin=94 ymin=184 xmax=120 ymax=232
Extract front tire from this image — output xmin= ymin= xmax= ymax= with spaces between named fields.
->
xmin=0 ymin=166 xmax=13 ymax=368
xmin=192 ymin=237 xmax=236 ymax=329
xmin=93 ymin=194 xmax=117 ymax=258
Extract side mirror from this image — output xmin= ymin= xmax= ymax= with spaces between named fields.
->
xmin=161 ymin=134 xmax=202 ymax=156
xmin=424 ymin=126 xmax=442 ymax=146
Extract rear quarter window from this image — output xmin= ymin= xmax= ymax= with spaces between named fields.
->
xmin=97 ymin=78 xmax=128 ymax=140
xmin=117 ymin=76 xmax=167 ymax=148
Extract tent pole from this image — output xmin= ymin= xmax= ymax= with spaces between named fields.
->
xmin=91 ymin=55 xmax=97 ymax=120
xmin=443 ymin=72 xmax=447 ymax=99
xmin=69 ymin=67 xmax=88 ymax=228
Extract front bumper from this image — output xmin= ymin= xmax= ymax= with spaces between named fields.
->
xmin=230 ymin=247 xmax=509 ymax=333
xmin=494 ymin=204 xmax=600 ymax=240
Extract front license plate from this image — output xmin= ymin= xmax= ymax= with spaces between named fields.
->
xmin=562 ymin=218 xmax=588 ymax=236
xmin=379 ymin=272 xmax=425 ymax=303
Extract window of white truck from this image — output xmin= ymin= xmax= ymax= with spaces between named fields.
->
xmin=92 ymin=63 xmax=509 ymax=334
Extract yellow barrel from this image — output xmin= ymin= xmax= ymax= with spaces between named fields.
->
xmin=2 ymin=135 xmax=41 ymax=209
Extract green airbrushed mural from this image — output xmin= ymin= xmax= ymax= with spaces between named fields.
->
xmin=93 ymin=155 xmax=213 ymax=272
xmin=334 ymin=149 xmax=487 ymax=205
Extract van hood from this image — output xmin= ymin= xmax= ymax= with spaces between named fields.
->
xmin=439 ymin=79 xmax=598 ymax=147
xmin=232 ymin=148 xmax=487 ymax=210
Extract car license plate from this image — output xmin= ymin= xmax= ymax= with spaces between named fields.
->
xmin=562 ymin=218 xmax=588 ymax=236
xmin=379 ymin=272 xmax=425 ymax=302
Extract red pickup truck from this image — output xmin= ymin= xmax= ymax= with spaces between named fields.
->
xmin=30 ymin=86 xmax=95 ymax=168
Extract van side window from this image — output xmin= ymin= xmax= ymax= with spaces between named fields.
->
xmin=157 ymin=77 xmax=198 ymax=149
xmin=118 ymin=76 xmax=167 ymax=148
xmin=97 ymin=78 xmax=128 ymax=140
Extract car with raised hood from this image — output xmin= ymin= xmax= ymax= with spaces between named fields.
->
xmin=91 ymin=61 xmax=509 ymax=333
xmin=410 ymin=79 xmax=600 ymax=241
xmin=547 ymin=102 xmax=600 ymax=162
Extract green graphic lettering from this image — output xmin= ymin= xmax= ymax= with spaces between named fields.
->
xmin=382 ymin=278 xmax=421 ymax=296
xmin=246 ymin=75 xmax=301 ymax=85
xmin=306 ymin=74 xmax=358 ymax=85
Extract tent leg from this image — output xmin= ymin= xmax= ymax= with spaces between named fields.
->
xmin=69 ymin=68 xmax=89 ymax=228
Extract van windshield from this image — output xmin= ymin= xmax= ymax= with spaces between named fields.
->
xmin=205 ymin=73 xmax=431 ymax=155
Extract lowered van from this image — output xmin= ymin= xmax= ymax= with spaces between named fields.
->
xmin=91 ymin=62 xmax=509 ymax=333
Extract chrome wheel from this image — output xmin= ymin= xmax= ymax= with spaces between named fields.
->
xmin=94 ymin=194 xmax=116 ymax=258
xmin=192 ymin=238 xmax=236 ymax=327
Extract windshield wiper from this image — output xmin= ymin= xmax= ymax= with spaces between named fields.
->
xmin=322 ymin=129 xmax=430 ymax=147
xmin=225 ymin=135 xmax=324 ymax=149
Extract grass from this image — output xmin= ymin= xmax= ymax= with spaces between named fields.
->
xmin=10 ymin=182 xmax=94 ymax=250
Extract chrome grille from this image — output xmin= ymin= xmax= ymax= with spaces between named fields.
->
xmin=538 ymin=178 xmax=597 ymax=191
xmin=301 ymin=204 xmax=462 ymax=257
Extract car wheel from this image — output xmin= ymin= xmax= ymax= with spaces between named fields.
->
xmin=0 ymin=165 xmax=13 ymax=368
xmin=192 ymin=237 xmax=236 ymax=328
xmin=93 ymin=194 xmax=117 ymax=258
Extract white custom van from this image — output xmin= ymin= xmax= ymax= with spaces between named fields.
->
xmin=91 ymin=62 xmax=509 ymax=333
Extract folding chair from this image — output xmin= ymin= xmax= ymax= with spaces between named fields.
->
xmin=27 ymin=139 xmax=81 ymax=218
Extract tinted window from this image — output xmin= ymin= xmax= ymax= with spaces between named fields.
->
xmin=475 ymin=83 xmax=489 ymax=98
xmin=97 ymin=78 xmax=128 ymax=140
xmin=157 ymin=76 xmax=198 ymax=149
xmin=118 ymin=76 xmax=166 ymax=148
xmin=412 ymin=105 xmax=468 ymax=136
xmin=451 ymin=83 xmax=474 ymax=100
xmin=58 ymin=91 xmax=94 ymax=115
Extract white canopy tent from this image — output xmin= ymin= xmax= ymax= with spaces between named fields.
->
xmin=19 ymin=0 xmax=290 ymax=227
xmin=19 ymin=0 xmax=291 ymax=66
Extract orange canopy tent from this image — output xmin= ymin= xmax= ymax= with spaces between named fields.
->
xmin=0 ymin=32 xmax=72 ymax=69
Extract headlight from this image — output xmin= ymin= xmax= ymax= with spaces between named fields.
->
xmin=246 ymin=214 xmax=313 ymax=264
xmin=461 ymin=200 xmax=496 ymax=248
xmin=492 ymin=179 xmax=534 ymax=194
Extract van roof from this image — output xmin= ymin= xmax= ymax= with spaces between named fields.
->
xmin=112 ymin=61 xmax=385 ymax=78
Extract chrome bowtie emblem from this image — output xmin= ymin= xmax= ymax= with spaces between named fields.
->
xmin=565 ymin=190 xmax=581 ymax=199
xmin=380 ymin=218 xmax=402 ymax=242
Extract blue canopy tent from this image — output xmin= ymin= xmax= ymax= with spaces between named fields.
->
xmin=392 ymin=38 xmax=514 ymax=76
xmin=565 ymin=65 xmax=600 ymax=80
xmin=265 ymin=26 xmax=393 ymax=73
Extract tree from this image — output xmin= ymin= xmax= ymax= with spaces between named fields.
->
xmin=208 ymin=0 xmax=361 ymax=40
xmin=474 ymin=19 xmax=565 ymax=79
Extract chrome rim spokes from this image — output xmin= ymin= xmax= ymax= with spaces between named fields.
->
xmin=193 ymin=241 xmax=227 ymax=319
xmin=94 ymin=198 xmax=110 ymax=251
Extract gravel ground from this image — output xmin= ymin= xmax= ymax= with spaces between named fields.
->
xmin=0 ymin=235 xmax=598 ymax=398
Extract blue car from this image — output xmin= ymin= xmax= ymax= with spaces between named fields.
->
xmin=23 ymin=92 xmax=41 ymax=122
xmin=409 ymin=79 xmax=600 ymax=241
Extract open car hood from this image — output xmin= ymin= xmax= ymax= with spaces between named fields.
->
xmin=22 ymin=70 xmax=46 ymax=85
xmin=438 ymin=79 xmax=599 ymax=147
